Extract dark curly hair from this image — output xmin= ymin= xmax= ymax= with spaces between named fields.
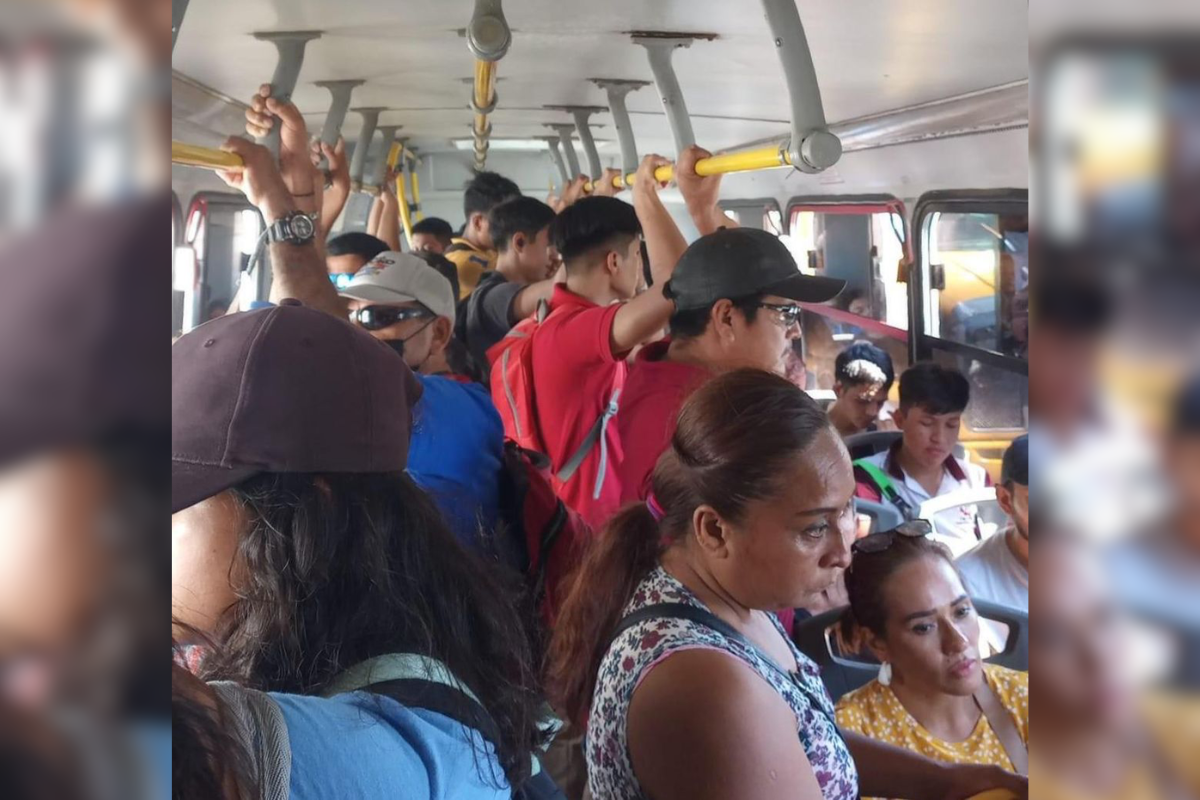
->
xmin=195 ymin=471 xmax=543 ymax=787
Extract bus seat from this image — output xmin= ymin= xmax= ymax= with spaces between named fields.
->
xmin=793 ymin=600 xmax=1029 ymax=703
xmin=844 ymin=430 xmax=901 ymax=460
xmin=853 ymin=497 xmax=904 ymax=534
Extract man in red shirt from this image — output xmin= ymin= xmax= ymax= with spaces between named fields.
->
xmin=527 ymin=155 xmax=687 ymax=527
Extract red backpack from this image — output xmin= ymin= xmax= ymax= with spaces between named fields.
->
xmin=486 ymin=300 xmax=625 ymax=498
xmin=494 ymin=442 xmax=593 ymax=633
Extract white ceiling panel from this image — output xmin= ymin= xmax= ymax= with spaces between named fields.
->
xmin=173 ymin=0 xmax=1027 ymax=155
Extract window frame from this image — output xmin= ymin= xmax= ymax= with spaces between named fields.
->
xmin=910 ymin=189 xmax=1028 ymax=376
xmin=718 ymin=197 xmax=783 ymax=233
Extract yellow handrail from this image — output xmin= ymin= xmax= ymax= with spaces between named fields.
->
xmin=582 ymin=142 xmax=792 ymax=193
xmin=388 ymin=142 xmax=414 ymax=249
xmin=411 ymin=171 xmax=424 ymax=220
xmin=172 ymin=141 xmax=243 ymax=171
xmin=473 ymin=58 xmax=497 ymax=165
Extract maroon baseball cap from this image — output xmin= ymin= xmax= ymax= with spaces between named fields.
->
xmin=171 ymin=300 xmax=422 ymax=513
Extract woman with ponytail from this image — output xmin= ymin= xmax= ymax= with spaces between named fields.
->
xmin=546 ymin=369 xmax=1027 ymax=800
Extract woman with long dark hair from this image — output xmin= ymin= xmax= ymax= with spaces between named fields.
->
xmin=171 ymin=303 xmax=546 ymax=797
xmin=546 ymin=369 xmax=1025 ymax=800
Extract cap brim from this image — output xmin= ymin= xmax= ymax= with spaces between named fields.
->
xmin=338 ymin=285 xmax=419 ymax=305
xmin=765 ymin=273 xmax=847 ymax=304
xmin=172 ymin=459 xmax=261 ymax=514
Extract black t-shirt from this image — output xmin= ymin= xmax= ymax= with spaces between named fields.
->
xmin=462 ymin=270 xmax=525 ymax=368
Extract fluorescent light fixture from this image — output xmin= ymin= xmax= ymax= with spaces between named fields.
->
xmin=453 ymin=138 xmax=548 ymax=152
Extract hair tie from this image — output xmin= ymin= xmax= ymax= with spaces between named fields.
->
xmin=645 ymin=492 xmax=665 ymax=522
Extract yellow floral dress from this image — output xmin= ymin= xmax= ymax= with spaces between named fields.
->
xmin=835 ymin=664 xmax=1028 ymax=797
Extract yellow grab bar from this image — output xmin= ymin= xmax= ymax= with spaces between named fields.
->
xmin=473 ymin=58 xmax=497 ymax=152
xmin=582 ymin=143 xmax=792 ymax=193
xmin=411 ymin=171 xmax=423 ymax=220
xmin=172 ymin=141 xmax=243 ymax=171
xmin=388 ymin=142 xmax=414 ymax=249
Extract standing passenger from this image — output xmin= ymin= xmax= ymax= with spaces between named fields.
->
xmin=445 ymin=172 xmax=521 ymax=299
xmin=546 ymin=370 xmax=1026 ymax=800
xmin=411 ymin=216 xmax=455 ymax=255
xmin=460 ymin=195 xmax=561 ymax=367
xmin=522 ymin=156 xmax=686 ymax=527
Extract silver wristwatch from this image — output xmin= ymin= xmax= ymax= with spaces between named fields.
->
xmin=266 ymin=211 xmax=318 ymax=246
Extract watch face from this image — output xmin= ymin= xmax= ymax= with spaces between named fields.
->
xmin=291 ymin=214 xmax=315 ymax=239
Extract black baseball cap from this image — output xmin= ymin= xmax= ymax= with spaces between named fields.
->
xmin=171 ymin=300 xmax=422 ymax=513
xmin=1000 ymin=434 xmax=1028 ymax=486
xmin=663 ymin=228 xmax=845 ymax=312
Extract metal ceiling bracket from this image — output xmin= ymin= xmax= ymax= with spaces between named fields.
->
xmin=545 ymin=123 xmax=581 ymax=177
xmin=348 ymin=107 xmax=385 ymax=192
xmin=251 ymin=31 xmax=321 ymax=157
xmin=758 ymin=0 xmax=841 ymax=172
xmin=366 ymin=125 xmax=402 ymax=190
xmin=315 ymin=79 xmax=365 ymax=146
xmin=631 ymin=36 xmax=697 ymax=158
xmin=544 ymin=137 xmax=570 ymax=187
xmin=592 ymin=79 xmax=650 ymax=175
xmin=172 ymin=0 xmax=190 ymax=53
xmin=466 ymin=0 xmax=512 ymax=62
xmin=546 ymin=105 xmax=606 ymax=178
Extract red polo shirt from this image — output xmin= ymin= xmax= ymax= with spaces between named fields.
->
xmin=530 ymin=285 xmax=628 ymax=525
xmin=603 ymin=341 xmax=713 ymax=522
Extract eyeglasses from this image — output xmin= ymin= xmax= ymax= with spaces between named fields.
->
xmin=851 ymin=519 xmax=932 ymax=555
xmin=329 ymin=273 xmax=357 ymax=290
xmin=350 ymin=305 xmax=434 ymax=331
xmin=758 ymin=302 xmax=803 ymax=327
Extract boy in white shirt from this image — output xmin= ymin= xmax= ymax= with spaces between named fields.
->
xmin=958 ymin=435 xmax=1029 ymax=611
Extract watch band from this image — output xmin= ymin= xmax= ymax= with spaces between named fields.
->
xmin=266 ymin=211 xmax=318 ymax=246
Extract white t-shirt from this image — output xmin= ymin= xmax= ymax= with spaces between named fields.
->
xmin=956 ymin=529 xmax=1029 ymax=612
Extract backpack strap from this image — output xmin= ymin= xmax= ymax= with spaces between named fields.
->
xmin=555 ymin=386 xmax=622 ymax=500
xmin=972 ymin=681 xmax=1028 ymax=776
xmin=853 ymin=459 xmax=915 ymax=520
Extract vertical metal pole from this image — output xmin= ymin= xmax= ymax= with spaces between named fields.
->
xmin=348 ymin=108 xmax=384 ymax=191
xmin=633 ymin=37 xmax=696 ymax=158
xmin=546 ymin=123 xmax=581 ymax=177
xmin=546 ymin=106 xmax=606 ymax=178
xmin=758 ymin=0 xmax=841 ymax=172
xmin=466 ymin=0 xmax=512 ymax=171
xmin=592 ymin=79 xmax=649 ymax=175
xmin=251 ymin=31 xmax=321 ymax=157
xmin=545 ymin=137 xmax=570 ymax=186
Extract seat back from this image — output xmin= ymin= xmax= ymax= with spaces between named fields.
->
xmin=793 ymin=600 xmax=1029 ymax=702
xmin=853 ymin=497 xmax=904 ymax=534
xmin=844 ymin=430 xmax=901 ymax=460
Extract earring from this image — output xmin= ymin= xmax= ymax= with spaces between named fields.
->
xmin=878 ymin=662 xmax=893 ymax=687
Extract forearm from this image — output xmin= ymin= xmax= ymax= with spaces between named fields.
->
xmin=321 ymin=181 xmax=350 ymax=240
xmin=377 ymin=194 xmax=401 ymax=252
xmin=366 ymin=194 xmax=384 ymax=237
xmin=262 ymin=195 xmax=349 ymax=321
xmin=842 ymin=730 xmax=951 ymax=800
xmin=634 ymin=193 xmax=687 ymax=286
xmin=610 ymin=286 xmax=674 ymax=354
xmin=510 ymin=278 xmax=557 ymax=322
xmin=689 ymin=203 xmax=738 ymax=236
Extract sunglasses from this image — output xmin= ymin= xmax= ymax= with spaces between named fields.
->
xmin=758 ymin=302 xmax=803 ymax=327
xmin=350 ymin=305 xmax=434 ymax=331
xmin=851 ymin=519 xmax=933 ymax=555
xmin=329 ymin=273 xmax=357 ymax=289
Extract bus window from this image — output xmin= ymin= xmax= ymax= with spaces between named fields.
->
xmin=921 ymin=210 xmax=1029 ymax=359
xmin=718 ymin=198 xmax=782 ymax=233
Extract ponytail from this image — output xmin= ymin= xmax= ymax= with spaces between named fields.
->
xmin=545 ymin=502 xmax=662 ymax=726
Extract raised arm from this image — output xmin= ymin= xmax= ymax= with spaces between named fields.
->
xmin=374 ymin=171 xmax=402 ymax=252
xmin=314 ymin=137 xmax=351 ymax=242
xmin=510 ymin=264 xmax=566 ymax=322
xmin=610 ymin=154 xmax=687 ymax=354
xmin=217 ymin=137 xmax=349 ymax=321
xmin=676 ymin=144 xmax=739 ymax=236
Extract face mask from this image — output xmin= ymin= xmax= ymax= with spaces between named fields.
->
xmin=381 ymin=317 xmax=437 ymax=366
xmin=384 ymin=338 xmax=407 ymax=359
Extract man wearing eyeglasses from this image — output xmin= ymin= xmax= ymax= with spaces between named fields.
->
xmin=339 ymin=252 xmax=504 ymax=550
xmin=605 ymin=225 xmax=846 ymax=527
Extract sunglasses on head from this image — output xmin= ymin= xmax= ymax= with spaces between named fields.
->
xmin=758 ymin=301 xmax=803 ymax=326
xmin=350 ymin=305 xmax=434 ymax=331
xmin=851 ymin=519 xmax=932 ymax=555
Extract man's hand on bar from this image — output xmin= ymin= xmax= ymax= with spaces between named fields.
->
xmin=676 ymin=145 xmax=737 ymax=235
xmin=245 ymin=84 xmax=318 ymax=215
xmin=590 ymin=168 xmax=624 ymax=198
xmin=216 ymin=137 xmax=297 ymax=224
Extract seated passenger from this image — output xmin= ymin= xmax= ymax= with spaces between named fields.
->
xmin=171 ymin=303 xmax=544 ymax=797
xmin=828 ymin=341 xmax=896 ymax=439
xmin=460 ymin=196 xmax=561 ymax=367
xmin=836 ymin=527 xmax=1029 ymax=783
xmin=854 ymin=362 xmax=989 ymax=539
xmin=1031 ymin=534 xmax=1200 ymax=799
xmin=546 ymin=370 xmax=1023 ymax=800
xmin=519 ymin=156 xmax=687 ymax=527
xmin=339 ymin=252 xmax=504 ymax=548
xmin=325 ymin=231 xmax=388 ymax=286
xmin=412 ymin=216 xmax=455 ymax=255
xmin=445 ymin=171 xmax=521 ymax=299
xmin=957 ymin=435 xmax=1029 ymax=612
